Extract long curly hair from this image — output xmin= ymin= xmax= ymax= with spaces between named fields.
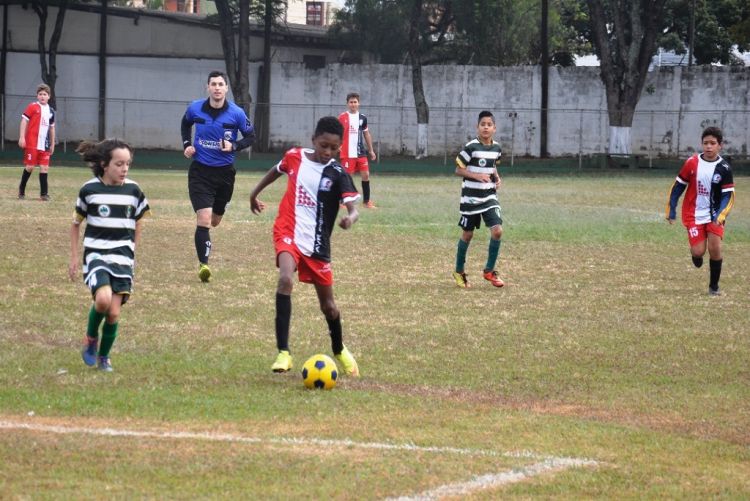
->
xmin=76 ymin=139 xmax=133 ymax=177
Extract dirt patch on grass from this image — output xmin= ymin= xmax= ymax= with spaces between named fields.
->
xmin=345 ymin=380 xmax=749 ymax=446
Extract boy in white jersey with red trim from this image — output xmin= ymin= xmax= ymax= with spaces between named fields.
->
xmin=18 ymin=83 xmax=56 ymax=201
xmin=667 ymin=126 xmax=735 ymax=296
xmin=249 ymin=116 xmax=361 ymax=376
xmin=338 ymin=92 xmax=377 ymax=208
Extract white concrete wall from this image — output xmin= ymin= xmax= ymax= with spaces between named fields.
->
xmin=4 ymin=53 xmax=232 ymax=148
xmin=2 ymin=4 xmax=339 ymax=61
xmin=4 ymin=5 xmax=224 ymax=58
xmin=5 ymin=52 xmax=750 ymax=156
xmin=3 ymin=5 xmax=749 ymax=157
xmin=261 ymin=63 xmax=749 ymax=157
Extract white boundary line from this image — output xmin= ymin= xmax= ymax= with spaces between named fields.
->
xmin=0 ymin=420 xmax=542 ymax=459
xmin=387 ymin=457 xmax=596 ymax=500
xmin=1 ymin=420 xmax=598 ymax=498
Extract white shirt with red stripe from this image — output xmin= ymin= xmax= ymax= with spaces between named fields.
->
xmin=273 ymin=148 xmax=359 ymax=261
xmin=675 ymin=154 xmax=732 ymax=225
xmin=22 ymin=101 xmax=55 ymax=151
xmin=338 ymin=111 xmax=368 ymax=159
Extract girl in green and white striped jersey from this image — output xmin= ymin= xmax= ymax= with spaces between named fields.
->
xmin=69 ymin=139 xmax=151 ymax=372
xmin=452 ymin=111 xmax=505 ymax=289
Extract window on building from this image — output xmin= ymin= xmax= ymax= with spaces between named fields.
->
xmin=306 ymin=1 xmax=323 ymax=26
xmin=303 ymin=55 xmax=326 ymax=69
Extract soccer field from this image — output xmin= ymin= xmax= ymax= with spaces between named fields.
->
xmin=1 ymin=166 xmax=748 ymax=498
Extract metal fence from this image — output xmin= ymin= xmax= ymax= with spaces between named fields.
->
xmin=3 ymin=94 xmax=748 ymax=164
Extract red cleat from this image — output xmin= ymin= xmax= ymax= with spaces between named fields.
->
xmin=483 ymin=270 xmax=504 ymax=288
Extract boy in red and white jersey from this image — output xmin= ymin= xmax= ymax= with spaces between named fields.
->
xmin=18 ymin=83 xmax=56 ymax=201
xmin=338 ymin=92 xmax=377 ymax=208
xmin=250 ymin=116 xmax=361 ymax=377
xmin=666 ymin=126 xmax=735 ymax=295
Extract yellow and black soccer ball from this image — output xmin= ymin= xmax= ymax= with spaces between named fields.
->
xmin=301 ymin=354 xmax=338 ymax=390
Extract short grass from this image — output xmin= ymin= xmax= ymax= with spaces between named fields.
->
xmin=0 ymin=165 xmax=748 ymax=499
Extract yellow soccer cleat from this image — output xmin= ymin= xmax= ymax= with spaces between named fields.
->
xmin=271 ymin=350 xmax=293 ymax=372
xmin=452 ymin=271 xmax=470 ymax=288
xmin=334 ymin=346 xmax=360 ymax=377
xmin=198 ymin=263 xmax=212 ymax=283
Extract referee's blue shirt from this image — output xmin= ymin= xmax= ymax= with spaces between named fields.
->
xmin=182 ymin=99 xmax=255 ymax=167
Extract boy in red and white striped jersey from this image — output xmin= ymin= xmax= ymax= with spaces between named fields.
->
xmin=338 ymin=93 xmax=377 ymax=208
xmin=666 ymin=126 xmax=735 ymax=296
xmin=18 ymin=84 xmax=56 ymax=200
xmin=250 ymin=116 xmax=361 ymax=377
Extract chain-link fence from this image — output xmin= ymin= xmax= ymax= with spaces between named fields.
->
xmin=3 ymin=94 xmax=748 ymax=165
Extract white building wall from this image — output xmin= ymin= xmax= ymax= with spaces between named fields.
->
xmin=5 ymin=54 xmax=750 ymax=156
xmin=2 ymin=5 xmax=749 ymax=156
xmin=285 ymin=0 xmax=337 ymax=26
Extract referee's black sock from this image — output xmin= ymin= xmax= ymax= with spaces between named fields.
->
xmin=19 ymin=169 xmax=32 ymax=195
xmin=327 ymin=315 xmax=343 ymax=355
xmin=275 ymin=293 xmax=292 ymax=351
xmin=709 ymin=259 xmax=722 ymax=291
xmin=195 ymin=226 xmax=211 ymax=264
xmin=362 ymin=181 xmax=371 ymax=203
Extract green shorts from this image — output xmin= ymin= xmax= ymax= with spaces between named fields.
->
xmin=87 ymin=270 xmax=132 ymax=305
xmin=458 ymin=207 xmax=502 ymax=231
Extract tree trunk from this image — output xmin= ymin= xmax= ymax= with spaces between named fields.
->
xmin=540 ymin=0 xmax=549 ymax=157
xmin=32 ymin=2 xmax=48 ymax=84
xmin=98 ymin=0 xmax=106 ymax=139
xmin=31 ymin=0 xmax=68 ymax=110
xmin=608 ymin=126 xmax=632 ymax=156
xmin=215 ymin=0 xmax=253 ymax=135
xmin=586 ymin=0 xmax=667 ymax=154
xmin=254 ymin=0 xmax=273 ymax=152
xmin=215 ymin=0 xmax=237 ymax=85
xmin=234 ymin=0 xmax=251 ymax=113
xmin=47 ymin=0 xmax=68 ymax=102
xmin=408 ymin=0 xmax=429 ymax=159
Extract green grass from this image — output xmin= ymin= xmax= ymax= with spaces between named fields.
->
xmin=1 ymin=165 xmax=749 ymax=499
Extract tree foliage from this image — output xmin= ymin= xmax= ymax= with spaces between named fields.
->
xmin=660 ymin=0 xmax=750 ymax=65
xmin=451 ymin=0 xmax=586 ymax=65
xmin=331 ymin=0 xmax=429 ymax=64
xmin=332 ymin=0 xmax=589 ymax=66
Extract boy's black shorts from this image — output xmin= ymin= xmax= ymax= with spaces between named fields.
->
xmin=188 ymin=161 xmax=236 ymax=215
xmin=86 ymin=270 xmax=131 ymax=305
xmin=458 ymin=207 xmax=502 ymax=231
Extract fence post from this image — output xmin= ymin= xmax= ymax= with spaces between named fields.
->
xmin=578 ymin=110 xmax=583 ymax=169
xmin=508 ymin=111 xmax=517 ymax=167
xmin=377 ymin=106 xmax=380 ymax=164
xmin=62 ymin=97 xmax=66 ymax=153
xmin=443 ymin=107 xmax=447 ymax=166
xmin=649 ymin=111 xmax=654 ymax=168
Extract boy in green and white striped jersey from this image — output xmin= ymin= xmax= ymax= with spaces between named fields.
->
xmin=69 ymin=139 xmax=151 ymax=372
xmin=452 ymin=111 xmax=505 ymax=289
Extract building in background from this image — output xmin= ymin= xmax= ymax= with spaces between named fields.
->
xmin=131 ymin=0 xmax=215 ymax=14
xmin=139 ymin=0 xmax=337 ymax=25
xmin=284 ymin=0 xmax=337 ymax=26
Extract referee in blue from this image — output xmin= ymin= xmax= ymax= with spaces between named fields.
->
xmin=181 ymin=70 xmax=255 ymax=282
